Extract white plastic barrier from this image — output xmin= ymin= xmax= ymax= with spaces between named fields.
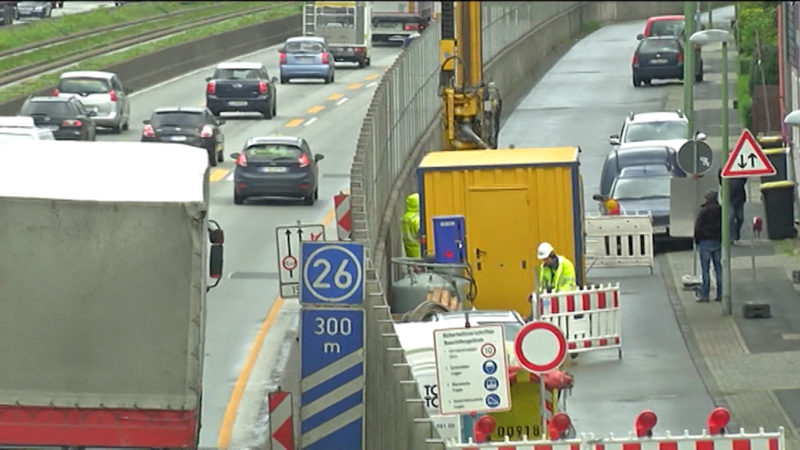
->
xmin=533 ymin=284 xmax=622 ymax=359
xmin=585 ymin=214 xmax=654 ymax=274
xmin=444 ymin=427 xmax=785 ymax=450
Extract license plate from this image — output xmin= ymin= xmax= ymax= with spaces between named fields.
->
xmin=653 ymin=225 xmax=668 ymax=234
xmin=228 ymin=101 xmax=248 ymax=106
xmin=44 ymin=125 xmax=59 ymax=131
xmin=650 ymin=59 xmax=668 ymax=64
xmin=170 ymin=136 xmax=187 ymax=141
xmin=260 ymin=166 xmax=288 ymax=173
xmin=297 ymin=56 xmax=314 ymax=62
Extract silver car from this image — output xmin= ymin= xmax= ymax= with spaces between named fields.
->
xmin=55 ymin=71 xmax=131 ymax=133
xmin=0 ymin=116 xmax=55 ymax=142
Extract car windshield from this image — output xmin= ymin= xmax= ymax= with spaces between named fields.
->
xmin=0 ymin=132 xmax=35 ymax=142
xmin=650 ymin=20 xmax=684 ymax=37
xmin=151 ymin=112 xmax=205 ymax=128
xmin=624 ymin=121 xmax=688 ymax=142
xmin=213 ymin=68 xmax=261 ymax=79
xmin=58 ymin=77 xmax=110 ymax=94
xmin=245 ymin=143 xmax=303 ymax=162
xmin=20 ymin=101 xmax=74 ymax=116
xmin=612 ymin=175 xmax=671 ymax=200
xmin=285 ymin=41 xmax=324 ymax=54
xmin=639 ymin=39 xmax=680 ymax=53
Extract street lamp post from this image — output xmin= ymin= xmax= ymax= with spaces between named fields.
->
xmin=690 ymin=29 xmax=734 ymax=315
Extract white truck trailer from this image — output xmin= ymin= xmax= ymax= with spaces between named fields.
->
xmin=370 ymin=0 xmax=434 ymax=46
xmin=303 ymin=1 xmax=371 ymax=67
xmin=0 ymin=141 xmax=224 ymax=447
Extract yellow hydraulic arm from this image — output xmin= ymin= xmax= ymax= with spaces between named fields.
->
xmin=439 ymin=1 xmax=502 ymax=150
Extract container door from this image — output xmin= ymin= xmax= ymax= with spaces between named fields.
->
xmin=466 ymin=188 xmax=532 ymax=316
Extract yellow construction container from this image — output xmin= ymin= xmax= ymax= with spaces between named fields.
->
xmin=416 ymin=147 xmax=585 ymax=316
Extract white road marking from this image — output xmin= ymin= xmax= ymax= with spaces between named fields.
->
xmin=336 ymin=97 xmax=349 ymax=106
xmin=366 ymin=82 xmax=378 ymax=87
xmin=226 ymin=172 xmax=234 ymax=181
xmin=304 ymin=117 xmax=318 ymax=127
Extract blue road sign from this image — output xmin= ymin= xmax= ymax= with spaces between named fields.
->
xmin=300 ymin=242 xmax=364 ymax=305
xmin=485 ymin=393 xmax=501 ymax=408
xmin=484 ymin=376 xmax=499 ymax=391
xmin=482 ymin=360 xmax=497 ymax=375
xmin=300 ymin=308 xmax=364 ymax=450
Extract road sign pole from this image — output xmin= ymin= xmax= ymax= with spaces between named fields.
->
xmin=539 ymin=380 xmax=547 ymax=440
xmin=693 ymin=141 xmax=699 ymax=277
xmin=460 ymin=414 xmax=474 ymax=443
xmin=721 ymin=40 xmax=732 ymax=316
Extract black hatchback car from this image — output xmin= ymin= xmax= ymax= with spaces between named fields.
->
xmin=18 ymin=96 xmax=97 ymax=141
xmin=141 ymin=107 xmax=225 ymax=166
xmin=230 ymin=136 xmax=325 ymax=205
xmin=205 ymin=62 xmax=277 ymax=119
xmin=632 ymin=36 xmax=702 ymax=87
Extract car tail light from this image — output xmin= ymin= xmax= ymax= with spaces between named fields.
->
xmin=52 ymin=88 xmax=60 ymax=96
xmin=206 ymin=80 xmax=216 ymax=94
xmin=404 ymin=23 xmax=419 ymax=31
xmin=321 ymin=52 xmax=330 ymax=64
xmin=142 ymin=124 xmax=156 ymax=138
xmin=632 ymin=52 xmax=639 ymax=65
xmin=354 ymin=46 xmax=365 ymax=53
xmin=298 ymin=153 xmax=310 ymax=168
xmin=258 ymin=80 xmax=268 ymax=94
xmin=236 ymin=153 xmax=248 ymax=167
xmin=61 ymin=119 xmax=82 ymax=127
xmin=109 ymin=89 xmax=117 ymax=102
xmin=279 ymin=52 xmax=287 ymax=65
xmin=604 ymin=198 xmax=621 ymax=215
xmin=200 ymin=124 xmax=214 ymax=138
xmin=677 ymin=52 xmax=684 ymax=63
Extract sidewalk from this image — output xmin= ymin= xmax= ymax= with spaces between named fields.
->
xmin=661 ymin=38 xmax=800 ymax=449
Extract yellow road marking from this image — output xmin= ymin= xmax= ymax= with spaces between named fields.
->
xmin=346 ymin=82 xmax=363 ymax=90
xmin=285 ymin=118 xmax=304 ymax=128
xmin=217 ymin=208 xmax=339 ymax=448
xmin=307 ymin=105 xmax=325 ymax=114
xmin=210 ymin=168 xmax=230 ymax=182
xmin=365 ymin=73 xmax=380 ymax=80
xmin=327 ymin=93 xmax=344 ymax=101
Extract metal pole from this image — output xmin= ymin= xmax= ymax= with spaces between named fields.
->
xmin=721 ymin=41 xmax=732 ymax=315
xmin=708 ymin=2 xmax=713 ymax=28
xmin=685 ymin=1 xmax=697 ymax=277
xmin=539 ymin=378 xmax=548 ymax=440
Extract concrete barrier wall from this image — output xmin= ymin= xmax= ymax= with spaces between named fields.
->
xmin=0 ymin=14 xmax=300 ymax=116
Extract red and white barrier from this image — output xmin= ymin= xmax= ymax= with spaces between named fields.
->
xmin=533 ymin=284 xmax=622 ymax=359
xmin=334 ymin=192 xmax=352 ymax=240
xmin=268 ymin=389 xmax=295 ymax=450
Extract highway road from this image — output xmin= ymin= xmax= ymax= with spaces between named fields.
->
xmin=498 ymin=18 xmax=717 ymax=435
xmin=96 ymin=43 xmax=402 ymax=446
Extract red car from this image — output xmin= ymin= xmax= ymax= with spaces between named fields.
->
xmin=638 ymin=15 xmax=685 ymax=39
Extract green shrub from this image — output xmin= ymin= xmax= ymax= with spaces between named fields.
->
xmin=748 ymin=44 xmax=779 ymax=89
xmin=739 ymin=55 xmax=752 ymax=75
xmin=736 ymin=72 xmax=753 ymax=129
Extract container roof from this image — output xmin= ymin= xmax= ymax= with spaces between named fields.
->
xmin=0 ymin=141 xmax=207 ymax=202
xmin=418 ymin=147 xmax=579 ymax=170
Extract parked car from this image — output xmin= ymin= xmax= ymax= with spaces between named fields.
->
xmin=638 ymin=15 xmax=685 ymax=39
xmin=230 ymin=136 xmax=325 ymax=205
xmin=54 ymin=71 xmax=132 ymax=133
xmin=18 ymin=96 xmax=96 ymax=141
xmin=141 ymin=107 xmax=225 ymax=167
xmin=0 ymin=116 xmax=55 ymax=142
xmin=205 ymin=61 xmax=277 ymax=119
xmin=632 ymin=36 xmax=702 ymax=87
xmin=51 ymin=1 xmax=64 ymax=8
xmin=15 ymin=1 xmax=51 ymax=18
xmin=609 ymin=111 xmax=705 ymax=154
xmin=598 ymin=144 xmax=682 ymax=197
xmin=593 ymin=165 xmax=672 ymax=236
xmin=279 ymin=36 xmax=336 ymax=84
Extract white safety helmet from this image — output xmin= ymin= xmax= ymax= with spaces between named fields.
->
xmin=537 ymin=242 xmax=554 ymax=260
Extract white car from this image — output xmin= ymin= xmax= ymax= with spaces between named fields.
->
xmin=609 ymin=110 xmax=705 ymax=153
xmin=0 ymin=116 xmax=55 ymax=143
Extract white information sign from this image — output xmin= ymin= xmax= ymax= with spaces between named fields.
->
xmin=432 ymin=325 xmax=511 ymax=415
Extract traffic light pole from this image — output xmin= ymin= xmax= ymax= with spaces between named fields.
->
xmin=684 ymin=1 xmax=698 ymax=277
xmin=721 ymin=41 xmax=732 ymax=315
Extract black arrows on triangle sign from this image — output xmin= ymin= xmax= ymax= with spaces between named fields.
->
xmin=737 ymin=153 xmax=758 ymax=169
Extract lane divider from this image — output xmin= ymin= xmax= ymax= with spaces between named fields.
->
xmin=365 ymin=73 xmax=380 ymax=80
xmin=210 ymin=168 xmax=230 ymax=182
xmin=285 ymin=118 xmax=304 ymax=128
xmin=366 ymin=81 xmax=378 ymax=88
xmin=336 ymin=97 xmax=349 ymax=106
xmin=346 ymin=82 xmax=363 ymax=90
xmin=304 ymin=117 xmax=318 ymax=127
xmin=307 ymin=105 xmax=325 ymax=114
xmin=327 ymin=93 xmax=344 ymax=101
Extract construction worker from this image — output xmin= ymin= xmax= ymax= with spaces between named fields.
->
xmin=401 ymin=193 xmax=421 ymax=258
xmin=536 ymin=242 xmax=577 ymax=294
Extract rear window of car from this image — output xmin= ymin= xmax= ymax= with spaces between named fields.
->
xmin=20 ymin=101 xmax=75 ymax=116
xmin=285 ymin=41 xmax=325 ymax=53
xmin=151 ymin=112 xmax=205 ymax=127
xmin=244 ymin=144 xmax=303 ymax=162
xmin=649 ymin=20 xmax=684 ymax=37
xmin=213 ymin=68 xmax=262 ymax=79
xmin=612 ymin=175 xmax=671 ymax=199
xmin=639 ymin=39 xmax=680 ymax=53
xmin=624 ymin=121 xmax=688 ymax=142
xmin=57 ymin=77 xmax=111 ymax=94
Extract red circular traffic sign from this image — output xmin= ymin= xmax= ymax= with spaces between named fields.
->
xmin=514 ymin=321 xmax=567 ymax=373
xmin=282 ymin=255 xmax=298 ymax=271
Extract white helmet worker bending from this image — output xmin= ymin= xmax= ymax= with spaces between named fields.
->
xmin=536 ymin=241 xmax=577 ymax=294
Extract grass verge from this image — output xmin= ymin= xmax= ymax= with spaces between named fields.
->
xmin=0 ymin=4 xmax=300 ymax=104
xmin=580 ymin=20 xmax=600 ymax=34
xmin=0 ymin=2 xmax=270 ymax=74
xmin=0 ymin=2 xmax=214 ymax=52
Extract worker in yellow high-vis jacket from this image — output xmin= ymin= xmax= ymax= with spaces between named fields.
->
xmin=401 ymin=193 xmax=421 ymax=258
xmin=536 ymin=242 xmax=576 ymax=294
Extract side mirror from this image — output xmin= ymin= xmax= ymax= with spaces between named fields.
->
xmin=278 ymin=47 xmax=285 ymax=53
xmin=230 ymin=152 xmax=240 ymax=160
xmin=125 ymin=87 xmax=133 ymax=94
xmin=636 ymin=34 xmax=644 ymax=40
xmin=272 ymin=76 xmax=278 ymax=83
xmin=609 ymin=135 xmax=620 ymax=145
xmin=592 ymin=194 xmax=606 ymax=202
xmin=217 ymin=118 xmax=226 ymax=125
xmin=315 ymin=153 xmax=325 ymax=162
xmin=87 ymin=110 xmax=97 ymax=117
xmin=205 ymin=77 xmax=212 ymax=82
xmin=142 ymin=119 xmax=150 ymax=125
xmin=695 ymin=132 xmax=707 ymax=141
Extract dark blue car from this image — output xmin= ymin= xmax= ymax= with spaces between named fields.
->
xmin=594 ymin=165 xmax=672 ymax=236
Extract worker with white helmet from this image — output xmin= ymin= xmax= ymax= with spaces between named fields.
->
xmin=536 ymin=242 xmax=577 ymax=294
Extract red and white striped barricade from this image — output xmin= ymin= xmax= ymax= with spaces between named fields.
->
xmin=334 ymin=191 xmax=352 ymax=240
xmin=533 ymin=284 xmax=622 ymax=359
xmin=588 ymin=427 xmax=785 ymax=450
xmin=444 ymin=436 xmax=583 ymax=450
xmin=585 ymin=214 xmax=654 ymax=274
xmin=268 ymin=389 xmax=295 ymax=450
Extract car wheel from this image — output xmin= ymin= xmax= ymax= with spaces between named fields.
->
xmin=643 ymin=78 xmax=652 ymax=86
xmin=208 ymin=151 xmax=217 ymax=167
xmin=358 ymin=58 xmax=365 ymax=69
xmin=303 ymin=193 xmax=315 ymax=205
xmin=262 ymin=103 xmax=273 ymax=120
xmin=234 ymin=192 xmax=244 ymax=205
xmin=365 ymin=57 xmax=371 ymax=67
xmin=696 ymin=65 xmax=704 ymax=83
xmin=280 ymin=76 xmax=288 ymax=84
xmin=112 ymin=123 xmax=122 ymax=134
xmin=314 ymin=188 xmax=319 ymax=200
xmin=272 ymin=97 xmax=277 ymax=117
xmin=324 ymin=74 xmax=332 ymax=84
xmin=122 ymin=120 xmax=129 ymax=131
xmin=632 ymin=75 xmax=640 ymax=87
xmin=217 ymin=148 xmax=224 ymax=162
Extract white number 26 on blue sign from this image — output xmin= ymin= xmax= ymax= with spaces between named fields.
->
xmin=300 ymin=242 xmax=364 ymax=305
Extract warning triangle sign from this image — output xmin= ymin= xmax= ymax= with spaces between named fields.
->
xmin=721 ymin=129 xmax=777 ymax=177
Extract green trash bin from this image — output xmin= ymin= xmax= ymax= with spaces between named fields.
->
xmin=761 ymin=148 xmax=788 ymax=183
xmin=760 ymin=180 xmax=798 ymax=240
